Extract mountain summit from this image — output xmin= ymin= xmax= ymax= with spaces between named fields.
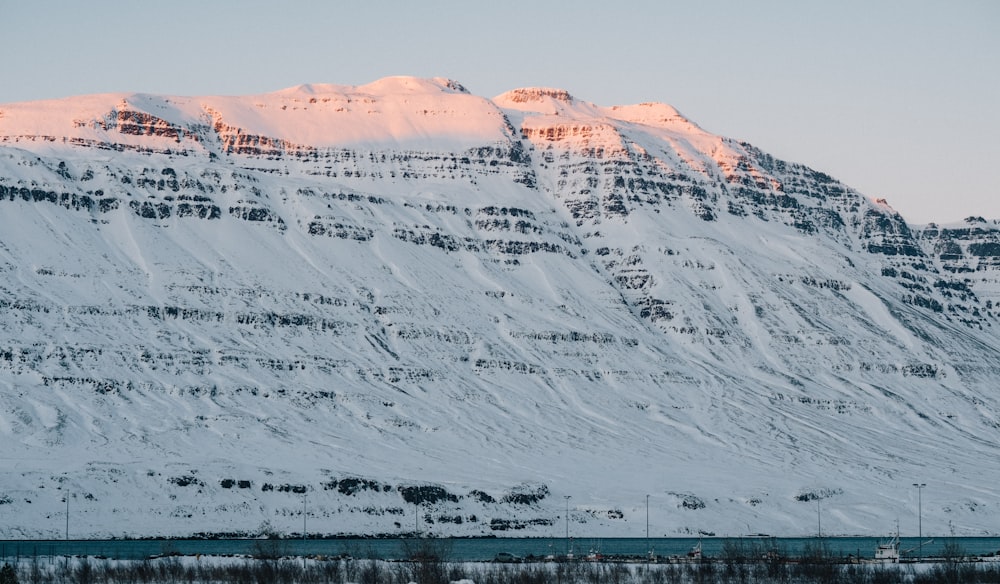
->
xmin=1 ymin=77 xmax=999 ymax=538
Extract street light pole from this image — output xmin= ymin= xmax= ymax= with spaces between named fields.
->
xmin=817 ymin=499 xmax=821 ymax=538
xmin=302 ymin=492 xmax=308 ymax=568
xmin=645 ymin=494 xmax=650 ymax=560
xmin=913 ymin=483 xmax=926 ymax=561
xmin=564 ymin=495 xmax=571 ymax=557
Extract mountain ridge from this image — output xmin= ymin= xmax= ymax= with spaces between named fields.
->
xmin=1 ymin=77 xmax=999 ymax=539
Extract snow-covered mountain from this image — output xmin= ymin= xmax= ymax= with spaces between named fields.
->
xmin=1 ymin=76 xmax=999 ymax=539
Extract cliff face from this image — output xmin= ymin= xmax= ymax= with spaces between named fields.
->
xmin=1 ymin=77 xmax=999 ymax=539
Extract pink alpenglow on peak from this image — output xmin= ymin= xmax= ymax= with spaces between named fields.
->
xmin=2 ymin=75 xmax=1000 ymax=541
xmin=497 ymin=87 xmax=575 ymax=104
xmin=0 ymin=77 xmax=512 ymax=152
xmin=493 ymin=87 xmax=589 ymax=117
xmin=607 ymin=102 xmax=704 ymax=133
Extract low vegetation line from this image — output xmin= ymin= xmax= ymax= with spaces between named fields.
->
xmin=3 ymin=554 xmax=1000 ymax=584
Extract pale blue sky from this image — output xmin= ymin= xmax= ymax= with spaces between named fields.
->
xmin=2 ymin=0 xmax=997 ymax=223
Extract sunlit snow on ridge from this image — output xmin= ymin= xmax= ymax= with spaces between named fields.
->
xmin=0 ymin=77 xmax=999 ymax=540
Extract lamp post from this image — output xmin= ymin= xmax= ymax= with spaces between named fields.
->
xmin=817 ymin=499 xmax=821 ymax=538
xmin=302 ymin=492 xmax=308 ymax=568
xmin=913 ymin=483 xmax=926 ymax=561
xmin=564 ymin=495 xmax=571 ymax=557
xmin=645 ymin=494 xmax=650 ymax=559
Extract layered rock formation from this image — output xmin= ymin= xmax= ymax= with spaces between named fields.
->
xmin=0 ymin=77 xmax=998 ymax=538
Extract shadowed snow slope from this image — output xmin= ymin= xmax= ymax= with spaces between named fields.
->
xmin=1 ymin=77 xmax=999 ymax=539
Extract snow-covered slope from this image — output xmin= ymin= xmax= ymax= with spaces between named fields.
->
xmin=1 ymin=77 xmax=999 ymax=539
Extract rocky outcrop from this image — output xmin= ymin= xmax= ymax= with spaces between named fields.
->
xmin=1 ymin=78 xmax=999 ymax=539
